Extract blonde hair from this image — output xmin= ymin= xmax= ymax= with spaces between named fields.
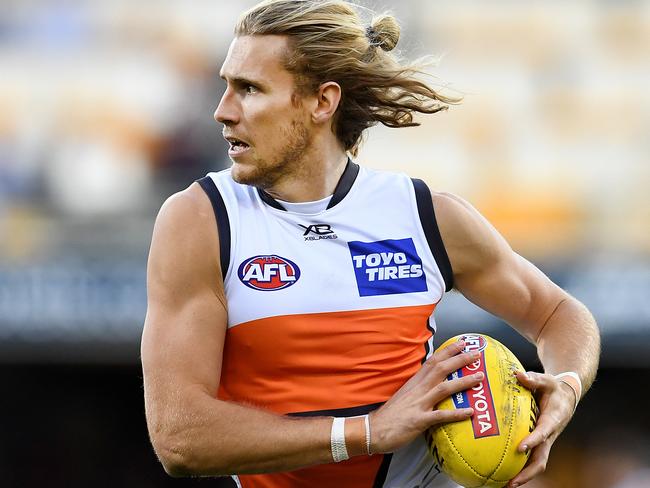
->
xmin=236 ymin=0 xmax=461 ymax=156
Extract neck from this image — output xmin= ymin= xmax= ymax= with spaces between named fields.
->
xmin=264 ymin=144 xmax=349 ymax=203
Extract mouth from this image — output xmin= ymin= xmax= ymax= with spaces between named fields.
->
xmin=225 ymin=136 xmax=250 ymax=157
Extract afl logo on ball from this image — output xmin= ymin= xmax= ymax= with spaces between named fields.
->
xmin=460 ymin=334 xmax=488 ymax=353
xmin=238 ymin=255 xmax=301 ymax=291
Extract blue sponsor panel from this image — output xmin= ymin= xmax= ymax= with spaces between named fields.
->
xmin=448 ymin=369 xmax=470 ymax=409
xmin=348 ymin=238 xmax=428 ymax=297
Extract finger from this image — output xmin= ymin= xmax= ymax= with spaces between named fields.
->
xmin=508 ymin=440 xmax=552 ymax=488
xmin=514 ymin=370 xmax=555 ymax=393
xmin=436 ymin=349 xmax=481 ymax=377
xmin=406 ymin=344 xmax=469 ymax=389
xmin=513 ymin=372 xmax=561 ymax=453
xmin=430 ymin=339 xmax=466 ymax=363
xmin=517 ymin=410 xmax=558 ymax=452
xmin=427 ymin=370 xmax=484 ymax=405
xmin=425 ymin=406 xmax=474 ymax=429
xmin=405 ymin=343 xmax=467 ymax=386
xmin=421 ymin=350 xmax=481 ymax=389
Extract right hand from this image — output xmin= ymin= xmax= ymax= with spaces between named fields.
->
xmin=368 ymin=340 xmax=483 ymax=453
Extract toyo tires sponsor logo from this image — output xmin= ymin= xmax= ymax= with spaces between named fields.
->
xmin=238 ymin=255 xmax=301 ymax=291
xmin=448 ymin=335 xmax=500 ymax=438
xmin=348 ymin=238 xmax=427 ymax=297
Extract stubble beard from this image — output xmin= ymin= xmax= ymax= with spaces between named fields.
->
xmin=231 ymin=119 xmax=312 ymax=190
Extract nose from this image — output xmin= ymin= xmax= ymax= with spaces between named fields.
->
xmin=214 ymin=88 xmax=239 ymax=125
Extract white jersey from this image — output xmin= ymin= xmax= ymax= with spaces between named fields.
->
xmin=198 ymin=160 xmax=458 ymax=488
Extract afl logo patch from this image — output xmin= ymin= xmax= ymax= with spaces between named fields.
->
xmin=460 ymin=334 xmax=488 ymax=354
xmin=238 ymin=255 xmax=301 ymax=291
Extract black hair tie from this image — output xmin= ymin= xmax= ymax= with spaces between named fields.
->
xmin=366 ymin=25 xmax=379 ymax=45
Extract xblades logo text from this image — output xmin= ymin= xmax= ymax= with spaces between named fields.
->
xmin=298 ymin=224 xmax=338 ymax=241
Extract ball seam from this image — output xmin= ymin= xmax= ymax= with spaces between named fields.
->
xmin=440 ymin=424 xmax=488 ymax=482
xmin=487 ymin=339 xmax=520 ymax=483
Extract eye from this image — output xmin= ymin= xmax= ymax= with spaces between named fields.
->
xmin=244 ymin=84 xmax=258 ymax=94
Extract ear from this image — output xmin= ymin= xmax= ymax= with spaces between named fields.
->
xmin=311 ymin=81 xmax=342 ymax=124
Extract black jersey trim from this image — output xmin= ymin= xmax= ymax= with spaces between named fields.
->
xmin=256 ymin=158 xmax=359 ymax=211
xmin=258 ymin=188 xmax=286 ymax=210
xmin=411 ymin=178 xmax=454 ymax=292
xmin=372 ymin=453 xmax=393 ymax=488
xmin=327 ymin=158 xmax=359 ymax=209
xmin=287 ymin=401 xmax=383 ymax=418
xmin=421 ymin=318 xmax=436 ymax=365
xmin=197 ymin=176 xmax=231 ymax=280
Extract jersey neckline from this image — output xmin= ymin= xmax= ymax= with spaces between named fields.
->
xmin=256 ymin=159 xmax=360 ymax=212
xmin=275 ymin=195 xmax=333 ymax=215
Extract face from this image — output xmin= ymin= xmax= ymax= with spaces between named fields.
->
xmin=215 ymin=35 xmax=314 ymax=189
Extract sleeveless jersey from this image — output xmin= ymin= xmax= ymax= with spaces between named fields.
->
xmin=198 ymin=161 xmax=459 ymax=488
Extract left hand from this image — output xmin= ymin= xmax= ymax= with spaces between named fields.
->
xmin=507 ymin=371 xmax=577 ymax=488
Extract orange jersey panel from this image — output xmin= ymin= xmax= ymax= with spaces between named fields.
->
xmin=218 ymin=304 xmax=435 ymax=414
xmin=237 ymin=455 xmax=388 ymax=488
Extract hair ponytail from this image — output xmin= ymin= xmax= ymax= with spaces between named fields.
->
xmin=366 ymin=15 xmax=400 ymax=52
xmin=236 ymin=0 xmax=461 ymax=156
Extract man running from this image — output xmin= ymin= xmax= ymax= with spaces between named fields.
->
xmin=142 ymin=2 xmax=599 ymax=487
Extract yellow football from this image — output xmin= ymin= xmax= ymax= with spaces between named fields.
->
xmin=426 ymin=333 xmax=538 ymax=488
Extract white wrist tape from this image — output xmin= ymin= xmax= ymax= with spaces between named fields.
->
xmin=364 ymin=414 xmax=372 ymax=456
xmin=330 ymin=417 xmax=349 ymax=462
xmin=554 ymin=371 xmax=582 ymax=412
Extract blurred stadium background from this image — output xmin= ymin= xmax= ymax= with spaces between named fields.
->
xmin=1 ymin=0 xmax=649 ymax=486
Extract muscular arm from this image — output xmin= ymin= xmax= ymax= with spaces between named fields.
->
xmin=433 ymin=191 xmax=600 ymax=485
xmin=141 ymin=184 xmax=335 ymax=476
xmin=434 ymin=192 xmax=599 ymax=389
xmin=142 ymin=184 xmax=481 ymax=477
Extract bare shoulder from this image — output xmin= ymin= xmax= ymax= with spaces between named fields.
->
xmin=431 ymin=191 xmax=511 ymax=279
xmin=155 ymin=182 xmax=217 ymax=238
xmin=148 ymin=182 xmax=222 ymax=299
